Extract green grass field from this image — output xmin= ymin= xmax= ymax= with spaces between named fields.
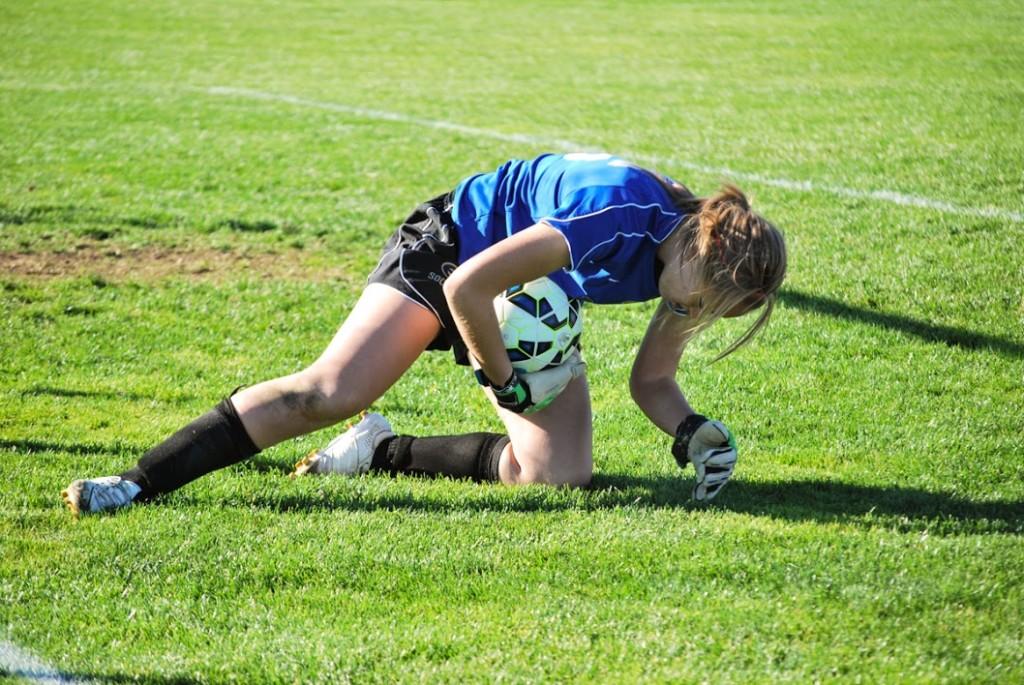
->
xmin=2 ymin=0 xmax=1023 ymax=682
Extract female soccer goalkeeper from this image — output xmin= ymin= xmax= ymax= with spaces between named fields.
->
xmin=62 ymin=152 xmax=786 ymax=515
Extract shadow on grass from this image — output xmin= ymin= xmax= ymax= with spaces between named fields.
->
xmin=0 ymin=202 xmax=180 ymax=230
xmin=628 ymin=474 xmax=1023 ymax=534
xmin=780 ymin=289 xmax=1024 ymax=359
xmin=44 ymin=673 xmax=200 ymax=685
xmin=20 ymin=385 xmax=196 ymax=403
xmin=10 ymin=437 xmax=1020 ymax=536
xmin=243 ymin=455 xmax=296 ymax=475
xmin=0 ymin=438 xmax=146 ymax=457
xmin=195 ymin=471 xmax=1023 ymax=536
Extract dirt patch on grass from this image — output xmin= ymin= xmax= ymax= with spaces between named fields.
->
xmin=0 ymin=245 xmax=354 ymax=283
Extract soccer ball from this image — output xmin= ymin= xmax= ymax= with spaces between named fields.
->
xmin=494 ymin=277 xmax=583 ymax=374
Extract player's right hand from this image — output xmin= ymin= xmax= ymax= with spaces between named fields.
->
xmin=478 ymin=350 xmax=586 ymax=414
xmin=518 ymin=349 xmax=586 ymax=413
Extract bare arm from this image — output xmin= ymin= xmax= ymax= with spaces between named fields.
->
xmin=442 ymin=223 xmax=571 ymax=386
xmin=629 ymin=301 xmax=700 ymax=435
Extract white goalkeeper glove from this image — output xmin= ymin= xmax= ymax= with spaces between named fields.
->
xmin=672 ymin=414 xmax=738 ymax=501
xmin=475 ymin=349 xmax=586 ymax=414
xmin=519 ymin=349 xmax=586 ymax=413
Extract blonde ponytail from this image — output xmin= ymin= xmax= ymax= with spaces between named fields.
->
xmin=679 ymin=184 xmax=787 ymax=360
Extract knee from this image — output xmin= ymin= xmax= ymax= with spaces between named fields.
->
xmin=283 ymin=370 xmax=362 ymax=427
xmin=522 ymin=464 xmax=592 ymax=489
xmin=567 ymin=467 xmax=593 ymax=488
xmin=560 ymin=463 xmax=593 ymax=488
xmin=503 ymin=445 xmax=592 ymax=488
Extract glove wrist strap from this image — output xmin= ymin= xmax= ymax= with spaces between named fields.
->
xmin=671 ymin=413 xmax=708 ymax=469
xmin=474 ymin=367 xmax=516 ymax=392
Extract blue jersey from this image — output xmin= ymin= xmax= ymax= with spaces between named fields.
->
xmin=452 ymin=153 xmax=686 ymax=304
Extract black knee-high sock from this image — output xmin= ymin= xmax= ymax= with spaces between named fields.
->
xmin=120 ymin=397 xmax=260 ymax=498
xmin=370 ymin=433 xmax=508 ymax=482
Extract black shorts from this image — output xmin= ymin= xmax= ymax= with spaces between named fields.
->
xmin=366 ymin=192 xmax=471 ymax=365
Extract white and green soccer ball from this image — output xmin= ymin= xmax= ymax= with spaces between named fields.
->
xmin=494 ymin=276 xmax=583 ymax=374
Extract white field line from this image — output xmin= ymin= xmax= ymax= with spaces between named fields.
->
xmin=204 ymin=86 xmax=1024 ymax=224
xmin=0 ymin=640 xmax=90 ymax=684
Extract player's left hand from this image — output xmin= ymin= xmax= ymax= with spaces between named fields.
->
xmin=671 ymin=414 xmax=738 ymax=501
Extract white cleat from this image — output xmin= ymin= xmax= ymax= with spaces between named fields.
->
xmin=292 ymin=413 xmax=394 ymax=477
xmin=61 ymin=476 xmax=142 ymax=516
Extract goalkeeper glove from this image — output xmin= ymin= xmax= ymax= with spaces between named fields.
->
xmin=476 ymin=350 xmax=585 ymax=414
xmin=672 ymin=414 xmax=738 ymax=501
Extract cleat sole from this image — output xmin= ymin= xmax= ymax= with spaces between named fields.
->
xmin=291 ymin=449 xmax=322 ymax=478
xmin=291 ymin=416 xmax=360 ymax=478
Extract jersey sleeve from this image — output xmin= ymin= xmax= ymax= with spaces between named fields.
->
xmin=540 ymin=186 xmax=674 ymax=270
